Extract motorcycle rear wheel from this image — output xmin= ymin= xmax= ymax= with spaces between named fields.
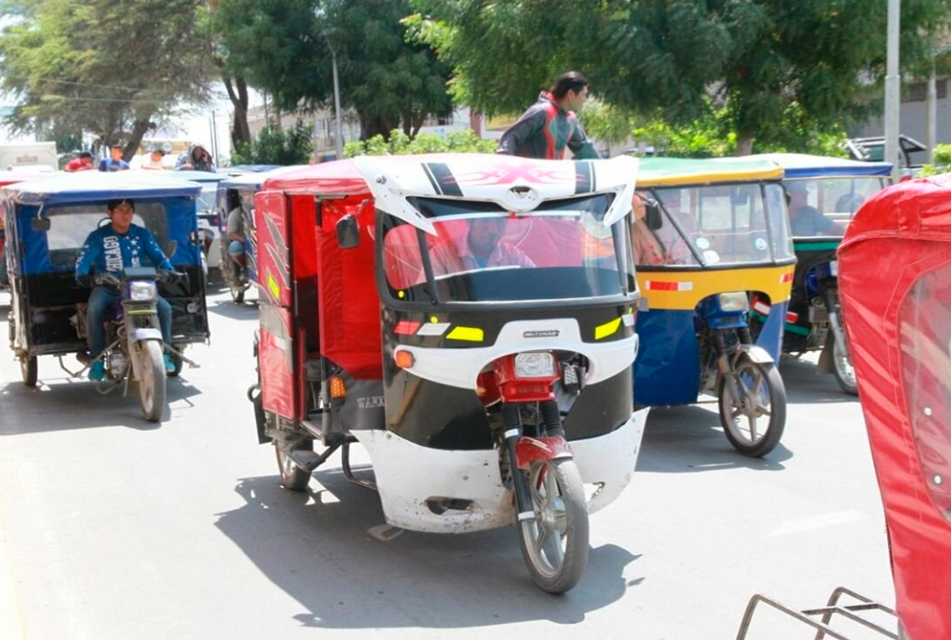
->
xmin=138 ymin=342 xmax=167 ymax=423
xmin=517 ymin=458 xmax=589 ymax=594
xmin=718 ymin=355 xmax=786 ymax=457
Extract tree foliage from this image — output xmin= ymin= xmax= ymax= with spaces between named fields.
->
xmin=344 ymin=128 xmax=496 ymax=156
xmin=0 ymin=0 xmax=217 ymax=156
xmin=211 ymin=0 xmax=453 ymax=141
xmin=409 ymin=0 xmax=951 ymax=154
xmin=230 ymin=119 xmax=315 ymax=165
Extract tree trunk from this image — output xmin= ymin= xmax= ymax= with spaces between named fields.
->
xmin=359 ymin=113 xmax=397 ymax=141
xmin=223 ymin=75 xmax=251 ymax=147
xmin=122 ymin=119 xmax=154 ymax=162
xmin=735 ymin=132 xmax=755 ymax=156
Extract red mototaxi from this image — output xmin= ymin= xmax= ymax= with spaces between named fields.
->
xmin=838 ymin=173 xmax=951 ymax=640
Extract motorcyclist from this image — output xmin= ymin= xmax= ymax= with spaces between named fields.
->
xmin=226 ymin=191 xmax=253 ymax=277
xmin=786 ymin=182 xmax=844 ymax=236
xmin=497 ymin=71 xmax=599 ymax=160
xmin=175 ymin=144 xmax=216 ymax=172
xmin=75 ymin=198 xmax=175 ymax=380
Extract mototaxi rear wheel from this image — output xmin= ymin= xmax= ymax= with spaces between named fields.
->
xmin=717 ymin=355 xmax=786 ymax=457
xmin=276 ymin=441 xmax=313 ymax=491
xmin=516 ymin=458 xmax=589 ymax=594
xmin=21 ymin=355 xmax=37 ymax=387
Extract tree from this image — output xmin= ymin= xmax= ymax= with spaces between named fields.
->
xmin=230 ymin=118 xmax=314 ymax=165
xmin=0 ymin=0 xmax=216 ymax=158
xmin=408 ymin=0 xmax=951 ymax=154
xmin=211 ymin=0 xmax=453 ymax=141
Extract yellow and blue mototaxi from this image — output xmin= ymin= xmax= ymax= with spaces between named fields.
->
xmin=631 ymin=157 xmax=795 ymax=457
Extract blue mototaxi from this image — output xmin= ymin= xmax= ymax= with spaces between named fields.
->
xmin=748 ymin=153 xmax=892 ymax=395
xmin=214 ymin=167 xmax=301 ymax=303
xmin=2 ymin=172 xmax=209 ymax=385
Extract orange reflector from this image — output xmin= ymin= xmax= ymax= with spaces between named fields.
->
xmin=395 ymin=350 xmax=415 ymax=369
xmin=329 ymin=376 xmax=346 ymax=399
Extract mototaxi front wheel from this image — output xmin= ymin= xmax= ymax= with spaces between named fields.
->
xmin=516 ymin=458 xmax=589 ymax=594
xmin=21 ymin=355 xmax=37 ymax=387
xmin=276 ymin=441 xmax=313 ymax=491
xmin=717 ymin=355 xmax=786 ymax=457
xmin=832 ymin=338 xmax=858 ymax=396
xmin=138 ymin=341 xmax=167 ymax=423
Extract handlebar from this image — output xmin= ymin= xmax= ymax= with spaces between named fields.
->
xmin=79 ymin=269 xmax=186 ymax=288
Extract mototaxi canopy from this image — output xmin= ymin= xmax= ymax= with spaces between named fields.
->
xmin=838 ymin=173 xmax=951 ymax=640
xmin=751 ymin=153 xmax=893 ymax=179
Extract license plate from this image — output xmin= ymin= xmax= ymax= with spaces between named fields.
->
xmin=830 ymin=260 xmax=839 ymax=277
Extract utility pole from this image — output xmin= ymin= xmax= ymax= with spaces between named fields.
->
xmin=884 ymin=0 xmax=901 ymax=182
xmin=322 ymin=28 xmax=344 ymax=160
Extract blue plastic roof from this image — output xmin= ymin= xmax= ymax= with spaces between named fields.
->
xmin=2 ymin=171 xmax=203 ymax=206
xmin=753 ymin=153 xmax=893 ymax=178
xmin=224 ymin=164 xmax=282 ymax=175
xmin=155 ymin=169 xmax=227 ymax=183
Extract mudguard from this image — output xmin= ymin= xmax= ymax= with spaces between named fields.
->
xmin=734 ymin=343 xmax=774 ymax=365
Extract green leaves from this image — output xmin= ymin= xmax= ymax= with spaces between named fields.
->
xmin=231 ymin=119 xmax=315 ymax=165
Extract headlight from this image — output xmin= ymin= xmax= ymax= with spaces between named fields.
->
xmin=514 ymin=352 xmax=556 ymax=378
xmin=129 ymin=281 xmax=157 ymax=302
xmin=718 ymin=291 xmax=749 ymax=312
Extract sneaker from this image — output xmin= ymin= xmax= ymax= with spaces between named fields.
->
xmin=88 ymin=360 xmax=105 ymax=381
xmin=163 ymin=354 xmax=176 ymax=374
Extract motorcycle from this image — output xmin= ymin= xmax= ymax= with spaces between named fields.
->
xmin=77 ymin=267 xmax=187 ymax=422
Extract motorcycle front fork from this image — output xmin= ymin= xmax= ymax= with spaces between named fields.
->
xmin=824 ymin=290 xmax=850 ymax=359
xmin=501 ymin=401 xmax=565 ymax=521
xmin=712 ymin=328 xmax=752 ymax=401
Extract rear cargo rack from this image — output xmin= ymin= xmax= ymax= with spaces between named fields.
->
xmin=736 ymin=586 xmax=897 ymax=640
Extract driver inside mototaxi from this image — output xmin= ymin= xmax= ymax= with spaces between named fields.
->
xmin=429 ymin=217 xmax=535 ymax=276
xmin=74 ymin=198 xmax=175 ymax=381
xmin=785 ymin=182 xmax=844 ymax=237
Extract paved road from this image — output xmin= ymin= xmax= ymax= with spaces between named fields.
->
xmin=0 ymin=288 xmax=895 ymax=639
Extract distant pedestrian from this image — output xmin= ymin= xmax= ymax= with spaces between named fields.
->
xmin=497 ymin=71 xmax=599 ymax=160
xmin=65 ymin=152 xmax=95 ymax=172
xmin=175 ymin=144 xmax=216 ymax=172
xmin=99 ymin=144 xmax=130 ymax=172
xmin=141 ymin=149 xmax=167 ymax=170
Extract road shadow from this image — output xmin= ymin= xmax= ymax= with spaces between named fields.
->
xmin=214 ymin=469 xmax=641 ymax=629
xmin=778 ymin=356 xmax=860 ymax=405
xmin=0 ymin=366 xmax=203 ymax=434
xmin=637 ymin=404 xmax=791 ymax=473
xmin=207 ymin=297 xmax=260 ymax=322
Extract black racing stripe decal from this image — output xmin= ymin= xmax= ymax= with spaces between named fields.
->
xmin=426 ymin=162 xmax=463 ymax=197
xmin=574 ymin=160 xmax=593 ymax=194
xmin=422 ymin=163 xmax=442 ymax=195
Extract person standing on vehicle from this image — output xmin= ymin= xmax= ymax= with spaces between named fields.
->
xmin=175 ymin=144 xmax=216 ymax=172
xmin=497 ymin=71 xmax=599 ymax=160
xmin=75 ymin=199 xmax=175 ymax=380
xmin=99 ymin=144 xmax=131 ymax=172
xmin=65 ymin=152 xmax=95 ymax=172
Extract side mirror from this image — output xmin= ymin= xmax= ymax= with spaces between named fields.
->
xmin=645 ymin=202 xmax=663 ymax=231
xmin=336 ymin=214 xmax=360 ymax=249
xmin=163 ymin=240 xmax=178 ymax=257
xmin=31 ymin=217 xmax=50 ymax=232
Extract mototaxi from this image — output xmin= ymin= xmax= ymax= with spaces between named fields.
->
xmin=0 ymin=171 xmax=56 ymax=290
xmin=2 ymin=172 xmax=210 ymax=390
xmin=752 ymin=153 xmax=892 ymax=395
xmin=839 ymin=174 xmax=951 ymax=640
xmin=631 ymin=157 xmax=795 ymax=457
xmin=215 ymin=167 xmax=300 ymax=303
xmin=249 ymin=154 xmax=649 ymax=593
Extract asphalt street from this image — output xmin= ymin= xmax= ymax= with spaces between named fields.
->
xmin=0 ymin=286 xmax=895 ymax=640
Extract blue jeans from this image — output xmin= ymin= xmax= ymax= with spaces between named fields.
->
xmin=86 ymin=286 xmax=172 ymax=358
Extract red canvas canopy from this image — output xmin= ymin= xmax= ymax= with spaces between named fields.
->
xmin=838 ymin=174 xmax=951 ymax=640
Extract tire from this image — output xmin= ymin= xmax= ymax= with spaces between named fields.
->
xmin=138 ymin=341 xmax=167 ymax=423
xmin=517 ymin=458 xmax=589 ymax=594
xmin=832 ymin=338 xmax=858 ymax=396
xmin=718 ymin=355 xmax=786 ymax=457
xmin=276 ymin=441 xmax=312 ymax=491
xmin=21 ymin=355 xmax=37 ymax=388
